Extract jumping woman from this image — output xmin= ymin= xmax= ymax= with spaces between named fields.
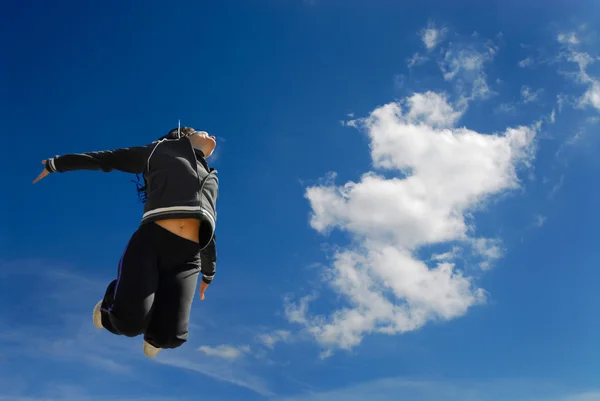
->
xmin=32 ymin=126 xmax=219 ymax=358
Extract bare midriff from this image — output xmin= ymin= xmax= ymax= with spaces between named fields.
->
xmin=154 ymin=218 xmax=201 ymax=243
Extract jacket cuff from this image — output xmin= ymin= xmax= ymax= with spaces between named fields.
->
xmin=202 ymin=275 xmax=213 ymax=284
xmin=45 ymin=157 xmax=58 ymax=172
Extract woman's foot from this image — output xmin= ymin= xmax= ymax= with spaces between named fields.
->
xmin=92 ymin=300 xmax=103 ymax=329
xmin=143 ymin=340 xmax=161 ymax=358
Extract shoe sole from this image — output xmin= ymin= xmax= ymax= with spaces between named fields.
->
xmin=93 ymin=300 xmax=103 ymax=329
xmin=143 ymin=342 xmax=162 ymax=358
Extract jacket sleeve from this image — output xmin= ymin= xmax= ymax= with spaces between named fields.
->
xmin=44 ymin=143 xmax=156 ymax=175
xmin=200 ymin=234 xmax=216 ymax=284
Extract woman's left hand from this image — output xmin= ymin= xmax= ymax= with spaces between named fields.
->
xmin=199 ymin=280 xmax=209 ymax=301
xmin=33 ymin=160 xmax=50 ymax=184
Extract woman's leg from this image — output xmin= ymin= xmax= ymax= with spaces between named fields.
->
xmin=144 ymin=262 xmax=199 ymax=349
xmin=143 ymin=223 xmax=201 ymax=351
xmin=98 ymin=224 xmax=159 ymax=337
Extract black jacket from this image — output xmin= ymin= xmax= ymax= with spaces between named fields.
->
xmin=44 ymin=137 xmax=219 ymax=284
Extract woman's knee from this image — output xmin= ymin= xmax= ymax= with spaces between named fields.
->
xmin=148 ymin=332 xmax=188 ymax=349
xmin=108 ymin=304 xmax=152 ymax=337
xmin=112 ymin=317 xmax=147 ymax=337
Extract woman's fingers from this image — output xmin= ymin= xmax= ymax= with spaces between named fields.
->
xmin=33 ymin=161 xmax=49 ymax=184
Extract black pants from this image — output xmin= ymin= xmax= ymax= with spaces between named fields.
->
xmin=99 ymin=222 xmax=201 ymax=349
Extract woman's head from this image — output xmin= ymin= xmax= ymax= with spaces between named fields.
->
xmin=164 ymin=126 xmax=217 ymax=157
xmin=165 ymin=126 xmax=196 ymax=139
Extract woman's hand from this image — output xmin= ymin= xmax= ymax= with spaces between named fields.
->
xmin=33 ymin=160 xmax=50 ymax=184
xmin=199 ymin=280 xmax=209 ymax=301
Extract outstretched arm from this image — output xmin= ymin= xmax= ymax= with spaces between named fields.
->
xmin=33 ymin=143 xmax=156 ymax=184
xmin=45 ymin=143 xmax=156 ymax=175
xmin=198 ymin=234 xmax=217 ymax=300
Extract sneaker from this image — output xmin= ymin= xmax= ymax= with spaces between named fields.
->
xmin=143 ymin=340 xmax=162 ymax=358
xmin=92 ymin=300 xmax=103 ymax=329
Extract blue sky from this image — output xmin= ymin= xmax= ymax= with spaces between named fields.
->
xmin=2 ymin=0 xmax=600 ymax=400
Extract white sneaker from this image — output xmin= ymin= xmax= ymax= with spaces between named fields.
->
xmin=143 ymin=340 xmax=161 ymax=358
xmin=92 ymin=300 xmax=103 ymax=329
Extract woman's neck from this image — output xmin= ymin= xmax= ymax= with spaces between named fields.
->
xmin=188 ymin=137 xmax=208 ymax=155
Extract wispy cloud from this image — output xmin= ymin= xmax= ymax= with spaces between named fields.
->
xmin=275 ymin=376 xmax=600 ymax=401
xmin=519 ymin=56 xmax=534 ymax=68
xmin=429 ymin=246 xmax=461 ymax=262
xmin=548 ymin=174 xmax=565 ymax=199
xmin=494 ymin=86 xmax=544 ymax=116
xmin=407 ymin=52 xmax=428 ymax=68
xmin=0 ymin=396 xmax=181 ymax=401
xmin=198 ymin=344 xmax=250 ymax=360
xmin=0 ymin=260 xmax=276 ymax=398
xmin=403 ymin=26 xmax=501 ymax=112
xmin=521 ymin=85 xmax=543 ymax=103
xmin=534 ymin=214 xmax=547 ymax=228
xmin=495 ymin=103 xmax=517 ymax=114
xmin=438 ymin=35 xmax=498 ymax=106
xmin=564 ymin=393 xmax=600 ymax=401
xmin=558 ymin=32 xmax=579 ymax=45
xmin=406 ymin=20 xmax=448 ymax=68
xmin=419 ymin=21 xmax=447 ymax=51
xmin=156 ymin=352 xmax=273 ymax=396
xmin=556 ymin=30 xmax=600 ymax=112
xmin=257 ymin=330 xmax=292 ymax=349
xmin=470 ymin=237 xmax=504 ymax=270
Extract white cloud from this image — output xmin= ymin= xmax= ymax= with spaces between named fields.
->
xmin=197 ymin=344 xmax=250 ymax=360
xmin=556 ymin=31 xmax=600 ymax=112
xmin=441 ymin=47 xmax=487 ymax=80
xmin=495 ymin=103 xmax=517 ymax=114
xmin=289 ymin=90 xmax=538 ymax=354
xmin=439 ymin=40 xmax=496 ymax=104
xmin=495 ymin=86 xmax=544 ymax=115
xmin=420 ymin=22 xmax=447 ymax=51
xmin=534 ymin=214 xmax=547 ymax=227
xmin=558 ymin=32 xmax=579 ymax=45
xmin=566 ymin=129 xmax=585 ymax=146
xmin=404 ymin=91 xmax=464 ymax=128
xmin=258 ymin=330 xmax=292 ymax=349
xmin=557 ymin=93 xmax=570 ymax=112
xmin=548 ymin=174 xmax=565 ymax=199
xmin=587 ymin=116 xmax=600 ymax=124
xmin=581 ymin=81 xmax=600 ymax=111
xmin=519 ymin=57 xmax=534 ymax=68
xmin=470 ymin=237 xmax=504 ymax=270
xmin=430 ymin=246 xmax=461 ymax=262
xmin=407 ymin=52 xmax=428 ymax=68
xmin=521 ymin=85 xmax=543 ymax=103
